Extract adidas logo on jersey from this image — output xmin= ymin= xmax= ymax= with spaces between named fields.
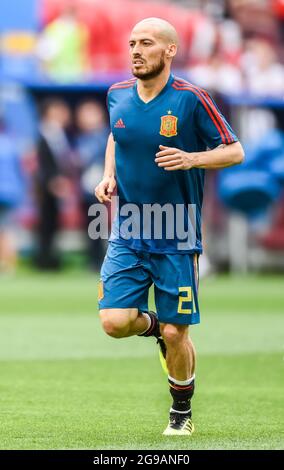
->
xmin=114 ymin=118 xmax=126 ymax=128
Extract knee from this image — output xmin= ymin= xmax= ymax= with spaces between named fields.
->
xmin=160 ymin=324 xmax=187 ymax=346
xmin=100 ymin=313 xmax=129 ymax=338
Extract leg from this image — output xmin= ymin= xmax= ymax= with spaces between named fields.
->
xmin=98 ymin=243 xmax=156 ymax=339
xmin=151 ymin=252 xmax=200 ymax=435
xmin=160 ymin=323 xmax=196 ymax=380
xmin=160 ymin=323 xmax=196 ymax=436
xmin=36 ymin=193 xmax=60 ymax=269
xmin=99 ymin=308 xmax=151 ymax=338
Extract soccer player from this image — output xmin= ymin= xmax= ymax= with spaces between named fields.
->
xmin=95 ymin=17 xmax=244 ymax=436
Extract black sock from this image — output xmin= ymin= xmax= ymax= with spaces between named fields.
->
xmin=168 ymin=377 xmax=195 ymax=414
xmin=138 ymin=312 xmax=159 ymax=337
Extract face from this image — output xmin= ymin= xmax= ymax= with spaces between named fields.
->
xmin=76 ymin=103 xmax=106 ymax=132
xmin=129 ymin=27 xmax=168 ymax=80
xmin=47 ymin=104 xmax=71 ymax=128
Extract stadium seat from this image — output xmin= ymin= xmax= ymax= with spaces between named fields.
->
xmin=218 ymin=169 xmax=281 ymax=214
xmin=254 ymin=129 xmax=284 ymax=163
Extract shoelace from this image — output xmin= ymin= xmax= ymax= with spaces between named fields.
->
xmin=170 ymin=413 xmax=190 ymax=427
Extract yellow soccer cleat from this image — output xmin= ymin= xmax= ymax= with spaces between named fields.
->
xmin=163 ymin=412 xmax=194 ymax=436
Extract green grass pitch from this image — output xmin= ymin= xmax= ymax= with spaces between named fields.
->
xmin=0 ymin=271 xmax=283 ymax=450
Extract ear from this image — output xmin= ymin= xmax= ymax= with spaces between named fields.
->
xmin=166 ymin=43 xmax=177 ymax=59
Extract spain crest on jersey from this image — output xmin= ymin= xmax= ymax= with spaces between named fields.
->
xmin=159 ymin=114 xmax=178 ymax=137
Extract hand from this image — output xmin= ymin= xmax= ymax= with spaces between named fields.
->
xmin=155 ymin=145 xmax=197 ymax=171
xmin=95 ymin=176 xmax=116 ymax=203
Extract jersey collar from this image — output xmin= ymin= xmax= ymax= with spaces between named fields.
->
xmin=133 ymin=73 xmax=174 ymax=109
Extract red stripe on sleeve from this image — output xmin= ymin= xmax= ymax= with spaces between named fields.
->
xmin=200 ymin=90 xmax=233 ymax=143
xmin=173 ymin=80 xmax=233 ymax=144
xmin=172 ymin=83 xmax=227 ymax=144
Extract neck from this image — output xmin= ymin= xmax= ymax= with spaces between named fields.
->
xmin=136 ymin=69 xmax=171 ymax=102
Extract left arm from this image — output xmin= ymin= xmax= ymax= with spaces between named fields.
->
xmin=155 ymin=141 xmax=244 ymax=171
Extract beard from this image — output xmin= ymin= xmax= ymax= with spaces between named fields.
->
xmin=132 ymin=53 xmax=166 ymax=80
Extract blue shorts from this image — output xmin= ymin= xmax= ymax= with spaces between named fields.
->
xmin=98 ymin=242 xmax=200 ymax=325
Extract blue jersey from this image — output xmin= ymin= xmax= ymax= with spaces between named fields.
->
xmin=107 ymin=73 xmax=238 ymax=253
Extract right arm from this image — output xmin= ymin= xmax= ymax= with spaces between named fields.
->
xmin=95 ymin=132 xmax=116 ymax=202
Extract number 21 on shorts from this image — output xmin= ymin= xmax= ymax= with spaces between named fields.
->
xmin=178 ymin=286 xmax=196 ymax=314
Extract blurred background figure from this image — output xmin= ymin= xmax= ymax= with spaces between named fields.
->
xmin=34 ymin=98 xmax=74 ymax=270
xmin=0 ymin=115 xmax=23 ymax=274
xmin=75 ymin=99 xmax=109 ymax=270
xmin=188 ymin=15 xmax=244 ymax=94
xmin=241 ymin=37 xmax=284 ymax=96
xmin=36 ymin=2 xmax=90 ymax=82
